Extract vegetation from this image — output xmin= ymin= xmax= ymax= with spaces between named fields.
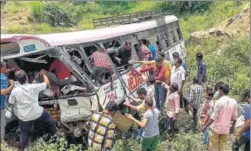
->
xmin=1 ymin=1 xmax=249 ymax=151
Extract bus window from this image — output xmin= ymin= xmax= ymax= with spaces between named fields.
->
xmin=103 ymin=40 xmax=121 ymax=49
xmin=1 ymin=42 xmax=20 ymax=56
xmin=171 ymin=31 xmax=177 ymax=44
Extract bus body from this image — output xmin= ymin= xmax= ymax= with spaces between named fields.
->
xmin=1 ymin=15 xmax=186 ymax=136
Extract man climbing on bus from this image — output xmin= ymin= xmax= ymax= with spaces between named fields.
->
xmin=113 ymin=41 xmax=132 ymax=69
xmin=90 ymin=48 xmax=113 ymax=84
xmin=140 ymin=58 xmax=167 ymax=111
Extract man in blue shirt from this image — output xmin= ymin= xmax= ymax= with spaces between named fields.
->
xmin=147 ymin=41 xmax=156 ymax=60
xmin=0 ymin=61 xmax=15 ymax=141
xmin=232 ymin=90 xmax=250 ymax=151
xmin=196 ymin=53 xmax=206 ymax=85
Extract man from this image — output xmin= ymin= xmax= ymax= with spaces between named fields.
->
xmin=113 ymin=41 xmax=132 ymax=69
xmin=0 ymin=61 xmax=15 ymax=141
xmin=90 ymin=48 xmax=113 ymax=84
xmin=188 ymin=77 xmax=203 ymax=132
xmin=49 ymin=58 xmax=71 ymax=80
xmin=232 ymin=90 xmax=250 ymax=151
xmin=172 ymin=52 xmax=187 ymax=71
xmin=196 ymin=53 xmax=206 ymax=85
xmin=8 ymin=70 xmax=56 ymax=150
xmin=201 ymin=83 xmax=238 ymax=151
xmin=170 ymin=57 xmax=186 ymax=109
xmin=140 ymin=58 xmax=167 ymax=111
xmin=161 ymin=82 xmax=180 ymax=136
xmin=88 ymin=101 xmax=118 ymax=151
xmin=146 ymin=40 xmax=156 ymax=60
xmin=126 ymin=97 xmax=160 ymax=151
xmin=135 ymin=52 xmax=172 ymax=85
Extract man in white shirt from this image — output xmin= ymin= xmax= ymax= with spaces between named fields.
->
xmin=9 ymin=70 xmax=56 ymax=150
xmin=170 ymin=58 xmax=186 ymax=110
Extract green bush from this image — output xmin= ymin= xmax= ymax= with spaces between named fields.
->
xmin=30 ymin=1 xmax=45 ymax=22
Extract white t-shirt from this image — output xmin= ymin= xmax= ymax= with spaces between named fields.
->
xmin=9 ymin=82 xmax=47 ymax=121
xmin=170 ymin=66 xmax=186 ymax=90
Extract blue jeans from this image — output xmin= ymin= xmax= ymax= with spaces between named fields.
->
xmin=154 ymin=84 xmax=166 ymax=111
xmin=202 ymin=127 xmax=209 ymax=145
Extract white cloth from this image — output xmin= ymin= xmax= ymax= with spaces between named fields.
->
xmin=0 ymin=109 xmax=6 ymax=140
xmin=170 ymin=66 xmax=185 ymax=90
xmin=9 ymin=82 xmax=47 ymax=121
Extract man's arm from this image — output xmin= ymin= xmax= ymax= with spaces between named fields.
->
xmin=180 ymin=70 xmax=186 ymax=93
xmin=140 ymin=65 xmax=152 ymax=73
xmin=125 ymin=113 xmax=148 ymax=128
xmin=123 ymin=101 xmax=138 ymax=111
xmin=134 ymin=60 xmax=155 ymax=65
xmin=237 ymin=119 xmax=250 ymax=138
xmin=104 ymin=123 xmax=116 ymax=150
xmin=202 ymin=101 xmax=220 ymax=131
xmin=230 ymin=102 xmax=238 ymax=134
xmin=0 ymin=80 xmax=14 ymax=95
xmin=40 ymin=70 xmax=50 ymax=86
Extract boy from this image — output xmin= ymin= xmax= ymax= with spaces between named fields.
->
xmin=200 ymin=89 xmax=214 ymax=145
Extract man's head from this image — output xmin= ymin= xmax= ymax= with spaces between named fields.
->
xmin=136 ymin=87 xmax=147 ymax=100
xmin=158 ymin=52 xmax=165 ymax=60
xmin=155 ymin=58 xmax=163 ymax=67
xmin=219 ymin=83 xmax=230 ymax=96
xmin=145 ymin=97 xmax=154 ymax=109
xmin=105 ymin=101 xmax=118 ymax=116
xmin=214 ymin=81 xmax=225 ymax=92
xmin=206 ymin=89 xmax=214 ymax=100
xmin=242 ymin=90 xmax=250 ymax=104
xmin=140 ymin=39 xmax=148 ymax=45
xmin=196 ymin=53 xmax=203 ymax=61
xmin=174 ymin=57 xmax=182 ymax=67
xmin=15 ymin=70 xmax=28 ymax=85
xmin=0 ymin=61 xmax=7 ymax=73
xmin=169 ymin=82 xmax=179 ymax=93
xmin=172 ymin=52 xmax=180 ymax=60
xmin=193 ymin=76 xmax=200 ymax=84
xmin=124 ymin=41 xmax=132 ymax=51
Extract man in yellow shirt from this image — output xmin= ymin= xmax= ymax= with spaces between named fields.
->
xmin=134 ymin=52 xmax=172 ymax=84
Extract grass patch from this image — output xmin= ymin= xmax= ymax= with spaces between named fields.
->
xmin=180 ymin=2 xmax=247 ymax=39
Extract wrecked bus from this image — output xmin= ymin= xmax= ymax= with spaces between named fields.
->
xmin=1 ymin=15 xmax=186 ymax=144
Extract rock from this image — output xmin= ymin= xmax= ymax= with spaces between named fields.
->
xmin=189 ymin=31 xmax=209 ymax=44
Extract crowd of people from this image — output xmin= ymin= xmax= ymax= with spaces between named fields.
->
xmin=0 ymin=39 xmax=250 ymax=151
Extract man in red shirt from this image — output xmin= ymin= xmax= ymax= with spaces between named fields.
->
xmin=90 ymin=48 xmax=113 ymax=84
xmin=49 ymin=59 xmax=71 ymax=80
xmin=140 ymin=58 xmax=167 ymax=111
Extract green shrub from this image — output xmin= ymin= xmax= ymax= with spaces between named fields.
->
xmin=30 ymin=1 xmax=45 ymax=22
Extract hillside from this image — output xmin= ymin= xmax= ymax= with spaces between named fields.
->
xmin=1 ymin=1 xmax=250 ymax=151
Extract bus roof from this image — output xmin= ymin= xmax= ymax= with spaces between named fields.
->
xmin=1 ymin=15 xmax=178 ymax=47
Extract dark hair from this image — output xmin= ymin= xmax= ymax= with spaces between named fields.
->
xmin=176 ymin=57 xmax=182 ymax=65
xmin=244 ymin=90 xmax=250 ymax=98
xmin=105 ymin=101 xmax=118 ymax=112
xmin=193 ymin=77 xmax=200 ymax=84
xmin=0 ymin=61 xmax=6 ymax=68
xmin=15 ymin=70 xmax=27 ymax=85
xmin=141 ymin=39 xmax=148 ymax=45
xmin=219 ymin=83 xmax=230 ymax=95
xmin=214 ymin=81 xmax=225 ymax=92
xmin=159 ymin=52 xmax=165 ymax=58
xmin=196 ymin=53 xmax=203 ymax=59
xmin=145 ymin=97 xmax=153 ymax=107
xmin=155 ymin=57 xmax=162 ymax=63
xmin=172 ymin=52 xmax=180 ymax=59
xmin=137 ymin=88 xmax=147 ymax=95
xmin=207 ymin=89 xmax=215 ymax=97
xmin=171 ymin=82 xmax=179 ymax=92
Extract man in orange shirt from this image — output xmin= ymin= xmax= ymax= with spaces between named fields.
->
xmin=140 ymin=58 xmax=167 ymax=111
xmin=135 ymin=52 xmax=171 ymax=84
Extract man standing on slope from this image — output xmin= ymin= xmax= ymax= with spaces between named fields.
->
xmin=201 ymin=83 xmax=238 ymax=151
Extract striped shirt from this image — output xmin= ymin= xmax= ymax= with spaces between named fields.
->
xmin=188 ymin=84 xmax=203 ymax=109
xmin=88 ymin=112 xmax=116 ymax=151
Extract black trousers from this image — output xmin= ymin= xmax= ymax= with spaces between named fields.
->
xmin=192 ymin=108 xmax=198 ymax=129
xmin=232 ymin=136 xmax=250 ymax=151
xmin=19 ymin=111 xmax=56 ymax=150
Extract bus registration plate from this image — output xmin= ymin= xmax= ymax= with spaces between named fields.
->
xmin=24 ymin=44 xmax=36 ymax=52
